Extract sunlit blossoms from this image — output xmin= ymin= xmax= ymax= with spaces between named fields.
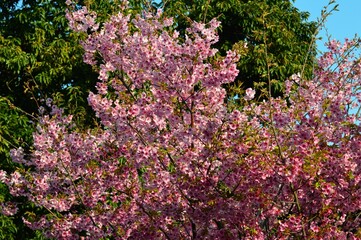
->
xmin=1 ymin=2 xmax=361 ymax=240
xmin=244 ymin=88 xmax=256 ymax=101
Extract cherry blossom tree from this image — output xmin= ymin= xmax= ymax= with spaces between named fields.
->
xmin=1 ymin=1 xmax=361 ymax=239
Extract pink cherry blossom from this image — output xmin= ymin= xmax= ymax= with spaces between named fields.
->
xmin=244 ymin=87 xmax=256 ymax=100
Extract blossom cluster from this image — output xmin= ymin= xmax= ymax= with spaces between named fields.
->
xmin=1 ymin=4 xmax=361 ymax=240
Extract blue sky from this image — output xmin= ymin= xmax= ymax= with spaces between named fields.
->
xmin=294 ymin=0 xmax=361 ymax=52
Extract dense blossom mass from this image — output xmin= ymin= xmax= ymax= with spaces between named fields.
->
xmin=1 ymin=1 xmax=361 ymax=239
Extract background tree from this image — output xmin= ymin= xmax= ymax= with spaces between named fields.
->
xmin=159 ymin=0 xmax=318 ymax=100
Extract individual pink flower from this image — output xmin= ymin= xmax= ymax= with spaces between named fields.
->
xmin=244 ymin=87 xmax=256 ymax=100
xmin=0 ymin=170 xmax=7 ymax=183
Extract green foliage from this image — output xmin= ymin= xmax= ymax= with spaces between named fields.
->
xmin=161 ymin=0 xmax=318 ymax=99
xmin=0 ymin=97 xmax=33 ymax=170
xmin=0 ymin=0 xmax=97 ymax=118
xmin=0 ymin=213 xmax=17 ymax=240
